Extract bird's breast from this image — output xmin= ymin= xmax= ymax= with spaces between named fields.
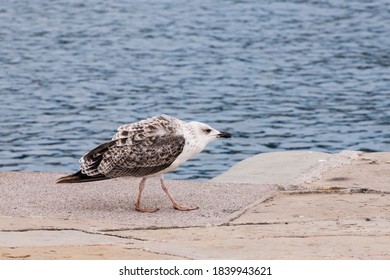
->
xmin=162 ymin=139 xmax=200 ymax=172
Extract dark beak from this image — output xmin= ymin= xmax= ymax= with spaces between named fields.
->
xmin=217 ymin=131 xmax=232 ymax=138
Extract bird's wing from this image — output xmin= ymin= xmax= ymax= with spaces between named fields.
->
xmin=80 ymin=115 xmax=186 ymax=178
xmin=112 ymin=114 xmax=183 ymax=144
xmin=80 ymin=140 xmax=117 ymax=176
xmin=99 ymin=134 xmax=185 ymax=177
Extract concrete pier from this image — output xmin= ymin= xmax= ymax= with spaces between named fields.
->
xmin=1 ymin=151 xmax=389 ymax=259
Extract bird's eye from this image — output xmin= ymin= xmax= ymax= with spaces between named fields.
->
xmin=203 ymin=128 xmax=212 ymax=134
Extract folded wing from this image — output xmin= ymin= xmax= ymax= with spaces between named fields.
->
xmin=80 ymin=115 xmax=186 ymax=178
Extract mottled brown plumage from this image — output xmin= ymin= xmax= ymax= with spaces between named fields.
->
xmin=57 ymin=114 xmax=231 ymax=212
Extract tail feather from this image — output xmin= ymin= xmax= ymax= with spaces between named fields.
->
xmin=56 ymin=170 xmax=108 ymax=183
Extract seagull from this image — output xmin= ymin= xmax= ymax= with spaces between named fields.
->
xmin=57 ymin=114 xmax=231 ymax=212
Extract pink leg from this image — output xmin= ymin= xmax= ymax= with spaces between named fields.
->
xmin=134 ymin=178 xmax=158 ymax=213
xmin=160 ymin=178 xmax=199 ymax=211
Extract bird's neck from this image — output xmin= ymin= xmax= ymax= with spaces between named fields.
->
xmin=183 ymin=124 xmax=203 ymax=154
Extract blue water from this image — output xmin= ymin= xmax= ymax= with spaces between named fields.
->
xmin=1 ymin=0 xmax=389 ymax=180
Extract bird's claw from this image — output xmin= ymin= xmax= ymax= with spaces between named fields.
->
xmin=134 ymin=204 xmax=159 ymax=213
xmin=173 ymin=204 xmax=199 ymax=211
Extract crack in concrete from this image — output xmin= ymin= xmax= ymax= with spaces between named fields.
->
xmin=99 ymin=225 xmax=205 ymax=232
xmin=0 ymin=228 xmax=92 ymax=233
xmin=99 ymin=232 xmax=149 ymax=242
xmin=283 ymin=188 xmax=389 ymax=195
xmin=0 ymin=228 xmax=137 ymax=244
xmin=230 ymin=218 xmax=389 ymax=226
xmin=220 ymin=193 xmax=279 ymax=226
xmin=240 ymin=233 xmax=390 ymax=239
xmin=124 ymin=247 xmax=192 ymax=260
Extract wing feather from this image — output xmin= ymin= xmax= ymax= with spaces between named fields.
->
xmin=98 ymin=134 xmax=185 ymax=178
xmin=80 ymin=115 xmax=186 ymax=178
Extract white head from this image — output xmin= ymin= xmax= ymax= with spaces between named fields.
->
xmin=187 ymin=121 xmax=231 ymax=151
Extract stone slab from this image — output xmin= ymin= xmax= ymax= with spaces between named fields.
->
xmin=212 ymin=150 xmax=362 ymax=188
xmin=0 ymin=244 xmax=185 ymax=260
xmin=0 ymin=230 xmax=128 ymax=247
xmin=301 ymin=152 xmax=390 ymax=193
xmin=1 ymin=151 xmax=389 ymax=260
xmin=111 ymin=225 xmax=390 ymax=260
xmin=211 ymin=151 xmax=331 ymax=185
xmin=230 ymin=192 xmax=390 ymax=225
xmin=0 ymin=172 xmax=278 ymax=229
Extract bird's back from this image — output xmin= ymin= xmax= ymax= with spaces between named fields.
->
xmin=58 ymin=115 xmax=187 ymax=183
xmin=84 ymin=115 xmax=186 ymax=176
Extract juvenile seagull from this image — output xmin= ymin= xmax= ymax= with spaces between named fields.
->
xmin=57 ymin=114 xmax=231 ymax=212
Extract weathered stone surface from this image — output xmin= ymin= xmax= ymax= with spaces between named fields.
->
xmin=0 ymin=172 xmax=277 ymax=229
xmin=211 ymin=151 xmax=332 ymax=185
xmin=1 ymin=151 xmax=389 ymax=260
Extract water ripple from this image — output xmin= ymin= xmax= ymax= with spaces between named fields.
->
xmin=1 ymin=0 xmax=389 ymax=180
